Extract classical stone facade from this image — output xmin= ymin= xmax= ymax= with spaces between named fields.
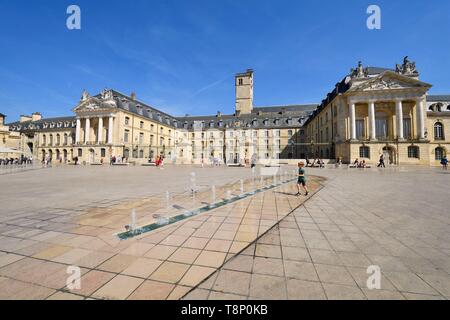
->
xmin=0 ymin=113 xmax=21 ymax=157
xmin=5 ymin=59 xmax=450 ymax=166
xmin=304 ymin=58 xmax=450 ymax=166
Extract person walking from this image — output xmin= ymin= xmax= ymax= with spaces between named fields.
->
xmin=251 ymin=154 xmax=257 ymax=169
xmin=296 ymin=161 xmax=309 ymax=196
xmin=441 ymin=156 xmax=448 ymax=170
xmin=377 ymin=154 xmax=385 ymax=168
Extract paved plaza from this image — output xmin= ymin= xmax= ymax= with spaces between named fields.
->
xmin=0 ymin=165 xmax=449 ymax=300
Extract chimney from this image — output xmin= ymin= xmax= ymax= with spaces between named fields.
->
xmin=130 ymin=92 xmax=137 ymax=100
xmin=217 ymin=111 xmax=222 ymax=117
xmin=20 ymin=115 xmax=32 ymax=123
xmin=32 ymin=112 xmax=42 ymax=121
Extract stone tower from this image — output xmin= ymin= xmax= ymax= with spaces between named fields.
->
xmin=235 ymin=69 xmax=254 ymax=115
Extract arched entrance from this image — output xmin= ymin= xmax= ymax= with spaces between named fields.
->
xmin=27 ymin=142 xmax=34 ymax=156
xmin=56 ymin=149 xmax=60 ymax=161
xmin=48 ymin=150 xmax=53 ymax=161
xmin=89 ymin=149 xmax=95 ymax=163
xmin=63 ymin=149 xmax=68 ymax=163
xmin=42 ymin=150 xmax=46 ymax=162
xmin=382 ymin=146 xmax=397 ymax=165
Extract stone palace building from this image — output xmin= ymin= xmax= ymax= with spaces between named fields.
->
xmin=4 ymin=57 xmax=450 ymax=166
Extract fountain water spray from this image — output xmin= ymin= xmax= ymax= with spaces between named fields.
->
xmin=165 ymin=191 xmax=171 ymax=209
xmin=130 ymin=209 xmax=137 ymax=233
xmin=211 ymin=185 xmax=216 ymax=205
xmin=190 ymin=172 xmax=196 ymax=203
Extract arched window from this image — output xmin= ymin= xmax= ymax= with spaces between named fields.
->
xmin=434 ymin=122 xmax=444 ymax=140
xmin=42 ymin=134 xmax=47 ymax=146
xmin=435 ymin=147 xmax=445 ymax=161
xmin=359 ymin=146 xmax=370 ymax=158
xmin=64 ymin=133 xmax=68 ymax=145
xmin=49 ymin=134 xmax=53 ymax=146
xmin=56 ymin=134 xmax=60 ymax=146
xmin=407 ymin=146 xmax=419 ymax=159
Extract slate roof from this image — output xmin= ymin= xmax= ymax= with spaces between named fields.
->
xmin=427 ymin=95 xmax=450 ymax=102
xmin=175 ymin=104 xmax=317 ymax=130
xmin=8 ymin=116 xmax=76 ymax=132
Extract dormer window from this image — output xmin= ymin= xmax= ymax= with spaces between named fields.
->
xmin=238 ymin=78 xmax=243 ymax=85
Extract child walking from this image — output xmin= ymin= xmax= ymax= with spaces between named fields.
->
xmin=296 ymin=161 xmax=309 ymax=196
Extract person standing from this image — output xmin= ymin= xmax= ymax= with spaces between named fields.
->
xmin=296 ymin=161 xmax=309 ymax=196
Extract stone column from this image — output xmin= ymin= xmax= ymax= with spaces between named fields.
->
xmin=395 ymin=100 xmax=404 ymax=140
xmin=85 ymin=117 xmax=90 ymax=144
xmin=75 ymin=118 xmax=81 ymax=144
xmin=368 ymin=101 xmax=377 ymax=141
xmin=416 ymin=98 xmax=425 ymax=140
xmin=108 ymin=116 xmax=114 ymax=144
xmin=349 ymin=103 xmax=356 ymax=140
xmin=98 ymin=117 xmax=103 ymax=144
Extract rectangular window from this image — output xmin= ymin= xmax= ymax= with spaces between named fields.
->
xmin=124 ymin=130 xmax=129 ymax=143
xmin=101 ymin=148 xmax=106 ymax=157
xmin=125 ymin=117 xmax=130 ymax=125
xmin=359 ymin=147 xmax=370 ymax=158
xmin=403 ymin=118 xmax=412 ymax=139
xmin=139 ymin=133 xmax=144 ymax=144
xmin=408 ymin=147 xmax=419 ymax=159
xmin=376 ymin=119 xmax=388 ymax=139
xmin=356 ymin=120 xmax=365 ymax=139
xmin=140 ymin=121 xmax=144 ymax=129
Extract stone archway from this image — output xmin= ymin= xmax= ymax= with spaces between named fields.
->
xmin=382 ymin=146 xmax=397 ymax=165
xmin=89 ymin=148 xmax=95 ymax=164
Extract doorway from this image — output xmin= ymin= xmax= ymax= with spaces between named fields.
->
xmin=382 ymin=146 xmax=396 ymax=165
xmin=89 ymin=149 xmax=95 ymax=163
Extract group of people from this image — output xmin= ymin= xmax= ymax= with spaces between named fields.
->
xmin=305 ymin=158 xmax=325 ymax=168
xmin=155 ymin=155 xmax=165 ymax=167
xmin=0 ymin=155 xmax=33 ymax=166
xmin=353 ymin=158 xmax=368 ymax=168
xmin=109 ymin=156 xmax=129 ymax=165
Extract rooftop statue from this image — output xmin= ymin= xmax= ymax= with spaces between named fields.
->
xmin=81 ymin=90 xmax=90 ymax=101
xmin=396 ymin=56 xmax=418 ymax=75
xmin=350 ymin=61 xmax=369 ymax=79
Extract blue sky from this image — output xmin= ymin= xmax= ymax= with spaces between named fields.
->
xmin=1 ymin=0 xmax=450 ymax=122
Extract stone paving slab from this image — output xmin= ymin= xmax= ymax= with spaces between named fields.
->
xmin=0 ymin=165 xmax=323 ymax=300
xmin=184 ymin=167 xmax=450 ymax=300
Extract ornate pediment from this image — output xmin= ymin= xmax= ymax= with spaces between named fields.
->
xmin=349 ymin=71 xmax=431 ymax=93
xmin=74 ymin=96 xmax=117 ymax=113
xmin=73 ymin=89 xmax=117 ymax=113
